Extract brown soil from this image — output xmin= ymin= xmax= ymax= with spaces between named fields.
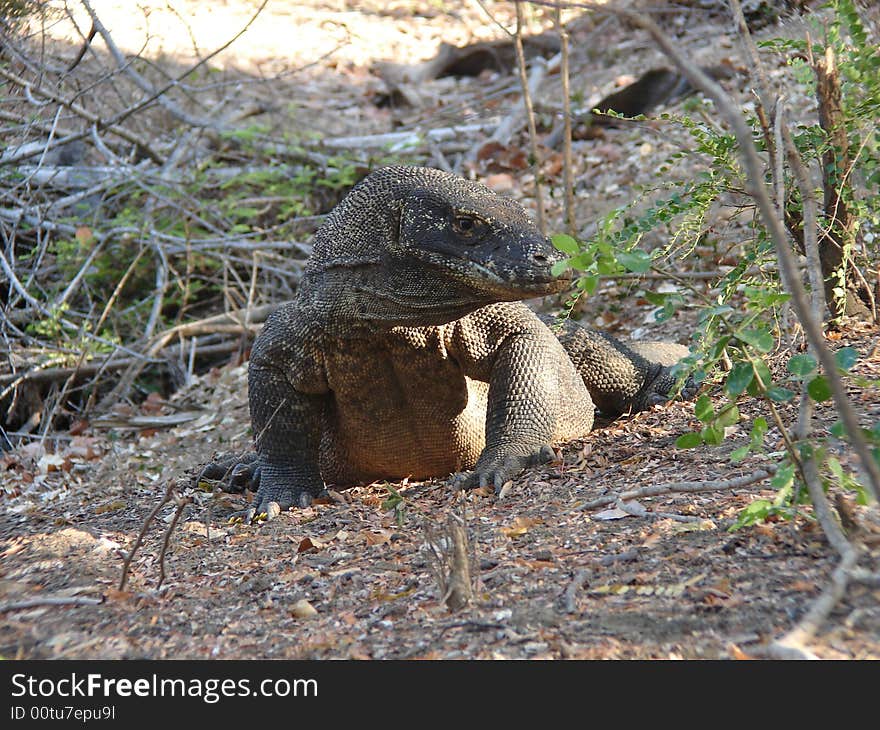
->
xmin=2 ymin=1 xmax=879 ymax=660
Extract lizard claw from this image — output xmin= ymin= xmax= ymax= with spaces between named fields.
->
xmin=198 ymin=452 xmax=260 ymax=493
xmin=634 ymin=365 xmax=699 ymax=411
xmin=207 ymin=455 xmax=326 ymax=522
xmin=679 ymin=375 xmax=699 ymax=401
xmin=243 ymin=476 xmax=324 ymax=522
xmin=458 ymin=444 xmax=557 ymax=493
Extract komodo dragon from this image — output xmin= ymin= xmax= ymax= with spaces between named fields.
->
xmin=202 ymin=166 xmax=692 ymax=519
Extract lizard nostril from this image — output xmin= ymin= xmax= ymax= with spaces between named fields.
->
xmin=532 ymin=253 xmax=547 ymax=263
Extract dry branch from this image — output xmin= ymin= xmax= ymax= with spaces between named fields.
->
xmin=0 ymin=341 xmax=238 ymax=395
xmin=760 ymin=547 xmax=860 ymax=659
xmin=556 ymin=7 xmax=575 ymax=237
xmin=514 ymin=1 xmax=546 ymax=235
xmin=321 ymin=122 xmax=499 ymax=151
xmin=0 ymin=595 xmax=105 ymax=613
xmin=781 ymin=116 xmax=827 ymax=320
xmin=573 ymin=466 xmax=777 ymax=512
xmin=564 ymin=569 xmax=590 ymax=614
xmin=147 ymin=304 xmax=276 ymax=357
xmin=157 ymin=492 xmax=194 ymax=590
xmin=79 ymin=0 xmax=270 ymax=134
xmin=425 ymin=511 xmax=474 ymax=612
xmin=0 ymin=64 xmax=165 ymax=164
xmin=118 ymin=479 xmax=176 ymax=591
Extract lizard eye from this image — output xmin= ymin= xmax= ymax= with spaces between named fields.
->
xmin=452 ymin=214 xmax=486 ymax=238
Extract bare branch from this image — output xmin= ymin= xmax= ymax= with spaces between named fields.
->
xmin=0 ymin=64 xmax=164 ymax=164
xmin=78 ymin=0 xmax=270 ymax=132
xmin=555 ymin=7 xmax=575 ymax=237
xmin=0 ymin=595 xmax=104 ymax=613
xmin=573 ymin=466 xmax=777 ymax=512
xmin=119 ymin=480 xmax=176 ymax=591
xmin=514 ymin=1 xmax=546 ymax=234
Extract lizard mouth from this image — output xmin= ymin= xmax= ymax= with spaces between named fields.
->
xmin=457 ymin=257 xmax=571 ymax=296
xmin=408 ymin=245 xmax=571 ymax=299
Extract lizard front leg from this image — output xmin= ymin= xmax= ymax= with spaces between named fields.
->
xmin=460 ymin=331 xmax=564 ymax=492
xmin=546 ymin=317 xmax=694 ymax=417
xmin=247 ymin=360 xmax=328 ymax=519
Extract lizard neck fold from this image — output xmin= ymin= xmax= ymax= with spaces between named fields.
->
xmin=298 ymin=268 xmax=490 ymax=330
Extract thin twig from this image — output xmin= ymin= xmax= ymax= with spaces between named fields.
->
xmin=514 ymin=1 xmax=546 ymax=234
xmin=617 ymin=499 xmax=709 ymax=524
xmin=79 ymin=0 xmax=270 ymax=132
xmin=564 ymin=569 xmax=590 ymax=614
xmin=573 ymin=466 xmax=777 ymax=512
xmin=157 ymin=493 xmax=193 ymax=590
xmin=780 ymin=116 xmax=827 ymax=321
xmin=556 ymin=6 xmax=575 ymax=237
xmin=0 ymin=65 xmax=164 ymax=164
xmin=0 ymin=595 xmax=105 ymax=613
xmin=118 ymin=480 xmax=176 ymax=591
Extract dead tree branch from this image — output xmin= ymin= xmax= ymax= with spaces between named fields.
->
xmin=573 ymin=466 xmax=778 ymax=512
xmin=514 ymin=1 xmax=547 ymax=235
xmin=118 ymin=480 xmax=176 ymax=591
xmin=0 ymin=595 xmax=105 ymax=613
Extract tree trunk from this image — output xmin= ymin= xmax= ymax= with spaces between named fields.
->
xmin=814 ymin=46 xmax=874 ymax=321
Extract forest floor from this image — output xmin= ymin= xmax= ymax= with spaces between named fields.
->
xmin=1 ymin=0 xmax=879 ymax=660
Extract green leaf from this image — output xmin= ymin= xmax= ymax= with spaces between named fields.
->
xmin=750 ymin=417 xmax=768 ymax=448
xmin=708 ymin=335 xmax=732 ymax=361
xmin=747 ymin=359 xmax=772 ymax=396
xmin=744 ymin=499 xmax=773 ymax=517
xmin=826 ymin=456 xmax=845 ymax=482
xmin=550 ymin=260 xmax=570 ymax=277
xmin=551 ymin=233 xmax=580 ymax=255
xmin=568 ymin=251 xmax=594 ymax=270
xmin=725 ymin=362 xmax=754 ymax=396
xmin=835 ymin=346 xmax=858 ymax=373
xmin=830 ymin=421 xmax=846 ymax=439
xmin=701 ymin=424 xmax=724 ymax=445
xmin=738 ymin=328 xmax=774 ymax=353
xmin=729 ymin=499 xmax=774 ymax=531
xmin=771 ymin=462 xmax=795 ymax=491
xmin=694 ymin=394 xmax=715 ymax=423
xmin=576 ymin=275 xmax=599 ymax=294
xmin=616 ymin=249 xmax=652 ymax=273
xmin=807 ymin=375 xmax=832 ymax=402
xmin=787 ymin=353 xmax=817 ymax=378
xmin=730 ymin=445 xmax=750 ymax=463
xmin=676 ymin=432 xmax=703 ymax=449
xmin=716 ymin=404 xmax=740 ymax=427
xmin=381 ymin=494 xmax=402 ymax=511
xmin=643 ymin=291 xmax=668 ymax=306
xmin=767 ymin=386 xmax=795 ymax=402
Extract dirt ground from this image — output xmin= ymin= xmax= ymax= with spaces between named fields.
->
xmin=1 ymin=1 xmax=879 ymax=660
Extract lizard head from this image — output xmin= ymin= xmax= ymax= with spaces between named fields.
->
xmin=305 ymin=166 xmax=572 ymax=324
xmin=396 ymin=172 xmax=572 ymax=300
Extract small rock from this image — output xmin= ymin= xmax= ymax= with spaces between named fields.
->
xmin=290 ymin=598 xmax=318 ymax=619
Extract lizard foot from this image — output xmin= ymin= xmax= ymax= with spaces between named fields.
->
xmin=197 ymin=451 xmax=260 ymax=493
xmin=635 ymin=364 xmax=699 ymax=411
xmin=457 ymin=444 xmax=556 ymax=494
xmin=199 ymin=456 xmax=324 ymax=522
xmin=237 ymin=464 xmax=327 ymax=522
